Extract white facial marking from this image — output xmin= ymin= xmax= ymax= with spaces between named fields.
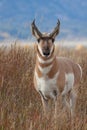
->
xmin=38 ymin=64 xmax=53 ymax=75
xmin=37 ymin=54 xmax=54 ymax=64
xmin=38 ymin=44 xmax=44 ymax=57
xmin=50 ymin=45 xmax=54 ymax=54
xmin=35 ymin=70 xmax=59 ymax=100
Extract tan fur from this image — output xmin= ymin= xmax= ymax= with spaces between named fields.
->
xmin=34 ymin=45 xmax=81 ymax=92
xmin=34 ymin=43 xmax=82 ymax=118
xmin=32 ymin=20 xmax=82 ymax=118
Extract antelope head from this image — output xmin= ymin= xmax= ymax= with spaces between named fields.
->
xmin=31 ymin=19 xmax=60 ymax=57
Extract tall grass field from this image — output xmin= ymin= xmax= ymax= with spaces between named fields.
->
xmin=0 ymin=43 xmax=87 ymax=130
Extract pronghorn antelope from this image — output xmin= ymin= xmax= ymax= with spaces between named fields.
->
xmin=31 ymin=19 xmax=82 ymax=117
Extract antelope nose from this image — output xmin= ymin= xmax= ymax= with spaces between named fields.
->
xmin=43 ymin=51 xmax=50 ymax=56
xmin=43 ymin=48 xmax=50 ymax=57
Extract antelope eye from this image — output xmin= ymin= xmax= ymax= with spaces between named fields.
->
xmin=52 ymin=38 xmax=55 ymax=43
xmin=37 ymin=38 xmax=40 ymax=43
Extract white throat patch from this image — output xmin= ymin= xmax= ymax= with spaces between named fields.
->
xmin=38 ymin=64 xmax=53 ymax=75
xmin=37 ymin=54 xmax=54 ymax=64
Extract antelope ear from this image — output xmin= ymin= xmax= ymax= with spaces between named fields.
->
xmin=49 ymin=19 xmax=60 ymax=39
xmin=31 ymin=19 xmax=42 ymax=39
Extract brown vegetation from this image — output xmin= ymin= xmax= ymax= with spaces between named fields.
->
xmin=0 ymin=44 xmax=87 ymax=130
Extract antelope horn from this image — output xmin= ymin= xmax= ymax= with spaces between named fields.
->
xmin=31 ymin=19 xmax=42 ymax=38
xmin=49 ymin=19 xmax=60 ymax=38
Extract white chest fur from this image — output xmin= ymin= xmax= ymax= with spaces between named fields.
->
xmin=35 ymin=70 xmax=59 ymax=100
xmin=38 ymin=64 xmax=53 ymax=75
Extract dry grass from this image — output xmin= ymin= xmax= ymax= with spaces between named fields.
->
xmin=0 ymin=43 xmax=87 ymax=130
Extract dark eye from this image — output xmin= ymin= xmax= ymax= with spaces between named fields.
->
xmin=37 ymin=38 xmax=40 ymax=43
xmin=52 ymin=38 xmax=55 ymax=43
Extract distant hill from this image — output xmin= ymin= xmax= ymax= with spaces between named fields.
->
xmin=0 ymin=0 xmax=87 ymax=40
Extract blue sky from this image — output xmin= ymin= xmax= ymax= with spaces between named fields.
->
xmin=0 ymin=0 xmax=87 ymax=41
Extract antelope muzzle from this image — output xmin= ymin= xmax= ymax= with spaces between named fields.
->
xmin=42 ymin=46 xmax=50 ymax=57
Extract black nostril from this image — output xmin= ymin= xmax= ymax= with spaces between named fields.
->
xmin=43 ymin=48 xmax=50 ymax=56
xmin=43 ymin=52 xmax=50 ymax=56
